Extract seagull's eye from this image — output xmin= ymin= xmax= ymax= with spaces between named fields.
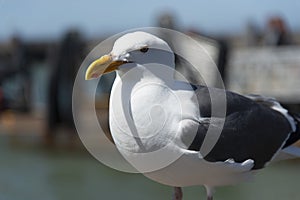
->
xmin=139 ymin=47 xmax=149 ymax=53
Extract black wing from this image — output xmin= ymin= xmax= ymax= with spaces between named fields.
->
xmin=188 ymin=86 xmax=296 ymax=169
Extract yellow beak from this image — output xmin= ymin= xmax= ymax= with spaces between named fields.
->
xmin=85 ymin=54 xmax=127 ymax=80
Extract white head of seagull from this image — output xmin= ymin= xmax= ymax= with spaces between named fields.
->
xmin=85 ymin=31 xmax=175 ymax=80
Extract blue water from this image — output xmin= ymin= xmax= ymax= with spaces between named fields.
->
xmin=1 ymin=135 xmax=300 ymax=200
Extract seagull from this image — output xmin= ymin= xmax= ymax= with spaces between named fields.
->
xmin=85 ymin=31 xmax=300 ymax=200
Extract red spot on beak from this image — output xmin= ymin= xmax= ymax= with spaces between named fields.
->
xmin=92 ymin=73 xmax=99 ymax=78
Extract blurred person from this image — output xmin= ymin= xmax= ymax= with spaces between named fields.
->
xmin=157 ymin=12 xmax=177 ymax=30
xmin=45 ymin=30 xmax=85 ymax=145
xmin=264 ymin=16 xmax=292 ymax=46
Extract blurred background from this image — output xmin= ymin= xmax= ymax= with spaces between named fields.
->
xmin=1 ymin=0 xmax=300 ymax=199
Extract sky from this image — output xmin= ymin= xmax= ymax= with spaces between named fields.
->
xmin=0 ymin=0 xmax=299 ymax=41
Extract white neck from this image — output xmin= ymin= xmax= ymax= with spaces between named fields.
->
xmin=116 ymin=63 xmax=175 ymax=85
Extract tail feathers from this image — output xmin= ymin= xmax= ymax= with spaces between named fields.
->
xmin=246 ymin=95 xmax=300 ymax=148
xmin=282 ymin=112 xmax=300 ymax=148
